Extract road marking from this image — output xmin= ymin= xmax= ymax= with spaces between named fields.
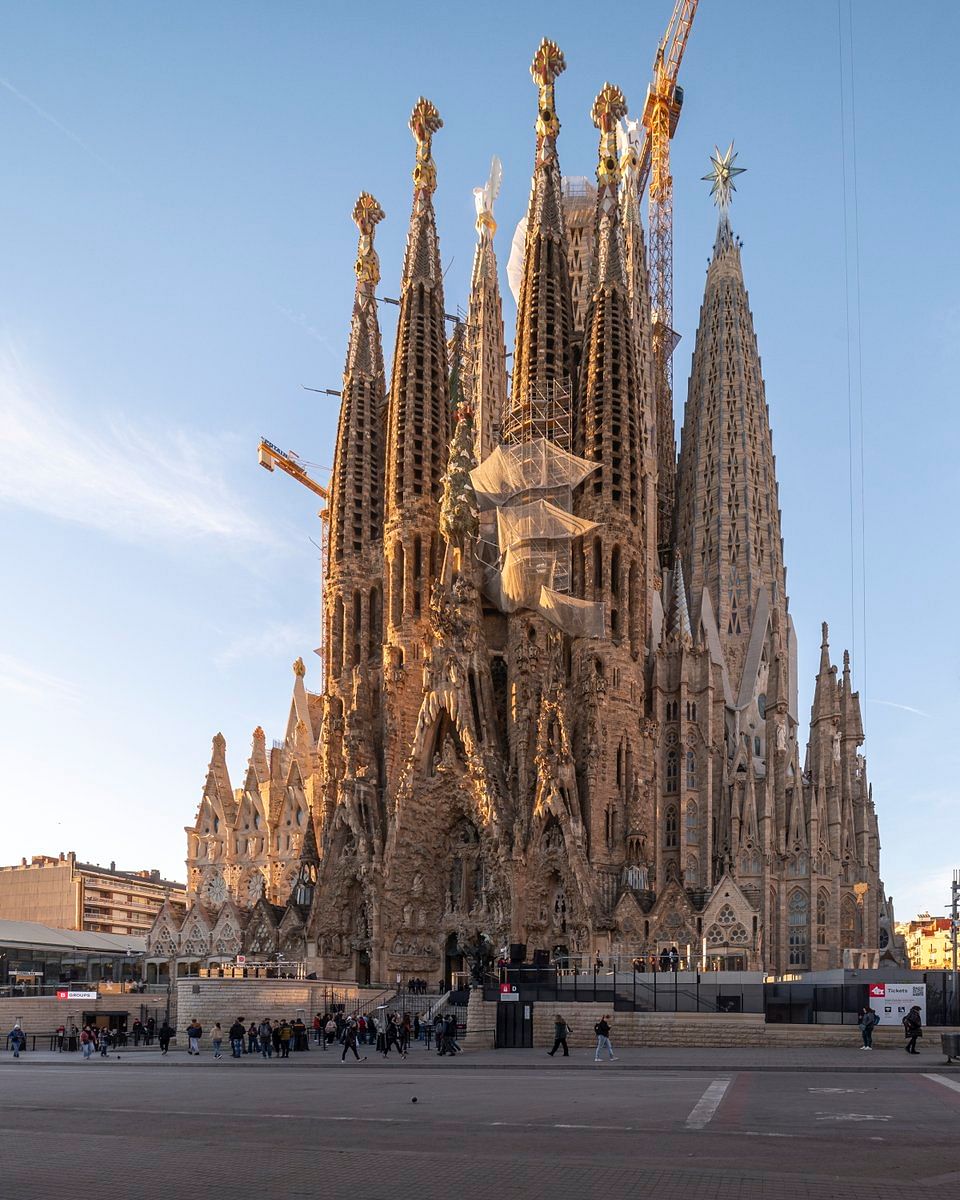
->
xmin=815 ymin=1112 xmax=891 ymax=1122
xmin=925 ymin=1073 xmax=960 ymax=1097
xmin=743 ymin=1131 xmax=796 ymax=1138
xmin=808 ymin=1087 xmax=868 ymax=1094
xmin=685 ymin=1078 xmax=731 ymax=1129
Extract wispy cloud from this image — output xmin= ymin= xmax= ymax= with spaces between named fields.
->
xmin=869 ymin=699 xmax=929 ymax=718
xmin=0 ymin=75 xmax=128 ymax=186
xmin=0 ymin=340 xmax=274 ymax=547
xmin=214 ymin=621 xmax=320 ymax=670
xmin=0 ymin=653 xmax=82 ymax=705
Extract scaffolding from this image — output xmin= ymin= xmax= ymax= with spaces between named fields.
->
xmin=471 ymin=385 xmax=604 ymax=638
xmin=501 ymin=378 xmax=574 ymax=452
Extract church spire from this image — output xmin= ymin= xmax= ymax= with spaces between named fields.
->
xmin=330 ymin=193 xmax=386 ymax=570
xmin=676 ymin=147 xmax=787 ymax=690
xmin=665 ymin=548 xmax=693 ymax=647
xmin=383 ymin=99 xmax=451 ymax=793
xmin=384 ymin=97 xmax=451 ymax=513
xmin=505 ymin=39 xmax=576 ymax=447
xmin=575 ymin=83 xmax=644 ymax=528
xmin=465 ymin=158 xmax=507 ymax=463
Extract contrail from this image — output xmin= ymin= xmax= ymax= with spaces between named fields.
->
xmin=0 ymin=74 xmax=128 ymax=183
xmin=869 ymin=699 xmax=928 ymax=718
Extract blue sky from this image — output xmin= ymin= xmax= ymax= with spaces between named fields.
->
xmin=1 ymin=1 xmax=956 ymax=923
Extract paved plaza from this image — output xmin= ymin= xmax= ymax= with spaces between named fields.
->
xmin=2 ymin=1044 xmax=959 ymax=1198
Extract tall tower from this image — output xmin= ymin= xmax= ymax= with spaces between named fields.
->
xmin=572 ymin=83 xmax=653 ymax=886
xmin=619 ymin=119 xmax=660 ymax=584
xmin=318 ymin=191 xmax=390 ymax=882
xmin=325 ymin=192 xmax=387 ymax=725
xmin=465 ymin=158 xmax=508 ymax=463
xmin=676 ymin=146 xmax=787 ymax=695
xmin=505 ymin=39 xmax=577 ymax=448
xmin=383 ymin=99 xmax=452 ymax=789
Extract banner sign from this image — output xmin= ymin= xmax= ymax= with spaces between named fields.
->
xmin=868 ymin=982 xmax=926 ymax=1026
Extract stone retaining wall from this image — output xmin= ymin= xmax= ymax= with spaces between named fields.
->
xmin=173 ymin=979 xmax=385 ymax=1041
xmin=0 ymin=994 xmax=169 ymax=1042
xmin=531 ymin=1004 xmax=959 ymax=1049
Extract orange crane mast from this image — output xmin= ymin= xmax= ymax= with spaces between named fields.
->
xmin=257 ymin=437 xmax=330 ymax=688
xmin=636 ymin=0 xmax=699 ymax=563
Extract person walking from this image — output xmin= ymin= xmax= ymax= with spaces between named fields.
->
xmin=858 ymin=1006 xmax=878 ymax=1050
xmin=99 ymin=1027 xmax=111 ymax=1058
xmin=271 ymin=1021 xmax=282 ymax=1058
xmin=211 ymin=1023 xmax=224 ymax=1059
xmin=247 ymin=1021 xmax=259 ymax=1055
xmin=229 ymin=1019 xmax=246 ymax=1059
xmin=903 ymin=1005 xmax=923 ymax=1054
xmin=324 ymin=1016 xmax=338 ymax=1050
xmin=593 ymin=1015 xmax=616 ymax=1062
xmin=158 ymin=1020 xmax=174 ymax=1055
xmin=186 ymin=1018 xmax=202 ymax=1056
xmin=56 ymin=1024 xmax=66 ymax=1052
xmin=548 ymin=1014 xmax=571 ymax=1057
xmin=80 ymin=1025 xmax=94 ymax=1059
xmin=399 ymin=1013 xmax=412 ymax=1055
xmin=131 ymin=1019 xmax=142 ymax=1047
xmin=340 ymin=1019 xmax=366 ymax=1064
xmin=8 ymin=1023 xmax=26 ymax=1058
xmin=313 ymin=1013 xmax=322 ymax=1045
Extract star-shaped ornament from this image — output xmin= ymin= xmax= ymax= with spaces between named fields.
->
xmin=702 ymin=143 xmax=746 ymax=209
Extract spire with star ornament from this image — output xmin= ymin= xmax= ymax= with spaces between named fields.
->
xmin=676 ymin=143 xmax=790 ymax=694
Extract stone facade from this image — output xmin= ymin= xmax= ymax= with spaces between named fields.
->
xmin=147 ymin=40 xmax=903 ymax=986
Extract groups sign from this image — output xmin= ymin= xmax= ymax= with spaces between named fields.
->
xmin=868 ymin=982 xmax=926 ymax=1026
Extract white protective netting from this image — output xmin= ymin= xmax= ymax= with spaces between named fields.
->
xmin=471 ymin=440 xmax=606 ymax=637
xmin=470 ymin=438 xmax=596 ymax=508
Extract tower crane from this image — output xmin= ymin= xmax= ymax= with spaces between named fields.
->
xmin=636 ymin=0 xmax=699 ymax=563
xmin=257 ymin=437 xmax=330 ymax=688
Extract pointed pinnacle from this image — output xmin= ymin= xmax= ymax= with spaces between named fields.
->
xmin=591 ymin=83 xmax=627 ymax=132
xmin=530 ymin=38 xmax=566 ymax=86
xmin=409 ymin=97 xmax=442 ymax=144
xmin=352 ymin=192 xmax=384 ymax=234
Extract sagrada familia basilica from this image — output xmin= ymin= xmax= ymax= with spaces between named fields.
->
xmin=146 ymin=40 xmax=902 ymax=984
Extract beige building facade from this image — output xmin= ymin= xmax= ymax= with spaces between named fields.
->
xmin=147 ymin=41 xmax=904 ymax=985
xmin=897 ymin=916 xmax=956 ymax=971
xmin=0 ymin=854 xmax=185 ymax=938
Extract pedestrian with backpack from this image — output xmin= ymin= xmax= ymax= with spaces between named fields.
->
xmin=593 ymin=1015 xmax=616 ymax=1062
xmin=903 ymin=1005 xmax=923 ymax=1054
xmin=548 ymin=1014 xmax=571 ymax=1057
xmin=858 ymin=1006 xmax=878 ymax=1050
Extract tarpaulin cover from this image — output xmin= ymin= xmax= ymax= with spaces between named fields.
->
xmin=471 ymin=438 xmax=597 ymax=508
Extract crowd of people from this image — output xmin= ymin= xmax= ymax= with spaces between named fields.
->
xmin=173 ymin=1009 xmax=464 ymax=1062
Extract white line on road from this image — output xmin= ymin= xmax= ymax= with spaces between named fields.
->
xmin=925 ymin=1073 xmax=960 ymax=1097
xmin=684 ymin=1078 xmax=731 ymax=1129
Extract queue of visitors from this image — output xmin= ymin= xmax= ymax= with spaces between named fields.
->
xmin=163 ymin=1008 xmax=463 ymax=1059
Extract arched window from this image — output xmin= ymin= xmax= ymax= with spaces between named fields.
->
xmin=368 ymin=586 xmax=381 ymax=660
xmin=841 ymin=894 xmax=862 ymax=948
xmin=664 ymin=805 xmax=679 ymax=849
xmin=665 ymin=750 xmax=679 ymax=793
xmin=685 ymin=750 xmax=697 ymax=789
xmin=390 ymin=543 xmax=404 ymax=627
xmin=685 ymin=799 xmax=698 ymax=845
xmin=684 ymin=854 xmax=699 ymax=886
xmin=788 ymin=890 xmax=809 ymax=967
xmin=816 ymin=890 xmax=828 ymax=945
xmin=331 ymin=594 xmax=344 ymax=675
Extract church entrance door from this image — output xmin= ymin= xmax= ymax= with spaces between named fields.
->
xmin=444 ymin=933 xmax=463 ymax=990
xmin=356 ymin=950 xmax=371 ymax=987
